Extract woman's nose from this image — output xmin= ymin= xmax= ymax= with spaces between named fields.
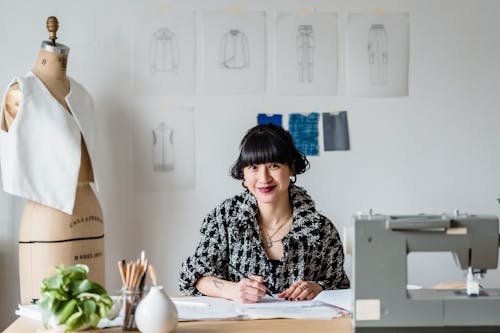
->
xmin=257 ymin=166 xmax=271 ymax=182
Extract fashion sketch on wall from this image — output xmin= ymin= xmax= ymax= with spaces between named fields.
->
xmin=152 ymin=122 xmax=174 ymax=172
xmin=347 ymin=12 xmax=409 ymax=97
xmin=276 ymin=12 xmax=338 ymax=95
xmin=297 ymin=24 xmax=314 ymax=83
xmin=133 ymin=11 xmax=196 ymax=93
xmin=368 ymin=24 xmax=388 ymax=85
xmin=149 ymin=27 xmax=179 ymax=75
xmin=203 ymin=11 xmax=266 ymax=93
xmin=220 ymin=29 xmax=249 ymax=69
xmin=133 ymin=106 xmax=195 ymax=192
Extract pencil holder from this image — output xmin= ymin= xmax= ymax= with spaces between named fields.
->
xmin=121 ymin=289 xmax=144 ymax=331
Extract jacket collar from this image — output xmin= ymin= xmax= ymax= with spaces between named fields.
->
xmin=235 ymin=184 xmax=320 ymax=240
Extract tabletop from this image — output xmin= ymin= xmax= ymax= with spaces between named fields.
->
xmin=4 ymin=315 xmax=354 ymax=333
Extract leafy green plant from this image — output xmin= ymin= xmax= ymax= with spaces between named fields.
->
xmin=39 ymin=264 xmax=113 ymax=332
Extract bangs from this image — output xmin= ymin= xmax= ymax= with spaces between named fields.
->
xmin=230 ymin=123 xmax=309 ymax=180
xmin=238 ymin=135 xmax=292 ymax=167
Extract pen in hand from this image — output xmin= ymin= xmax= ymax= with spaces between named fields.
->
xmin=228 ymin=263 xmax=275 ymax=298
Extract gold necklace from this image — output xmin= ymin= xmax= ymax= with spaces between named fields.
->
xmin=261 ymin=217 xmax=292 ymax=249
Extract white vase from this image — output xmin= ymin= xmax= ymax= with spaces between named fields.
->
xmin=135 ymin=286 xmax=178 ymax=333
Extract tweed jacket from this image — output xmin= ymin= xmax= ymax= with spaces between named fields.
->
xmin=179 ymin=185 xmax=350 ymax=295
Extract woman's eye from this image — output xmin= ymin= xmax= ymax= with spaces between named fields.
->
xmin=269 ymin=163 xmax=280 ymax=169
xmin=248 ymin=165 xmax=257 ymax=170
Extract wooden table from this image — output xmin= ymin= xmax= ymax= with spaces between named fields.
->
xmin=4 ymin=316 xmax=353 ymax=333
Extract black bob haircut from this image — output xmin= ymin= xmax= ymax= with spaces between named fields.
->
xmin=230 ymin=123 xmax=310 ymax=180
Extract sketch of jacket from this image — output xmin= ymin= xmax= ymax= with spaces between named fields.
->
xmin=368 ymin=24 xmax=388 ymax=85
xmin=152 ymin=123 xmax=174 ymax=172
xmin=220 ymin=29 xmax=249 ymax=69
xmin=149 ymin=27 xmax=179 ymax=74
xmin=297 ymin=25 xmax=314 ymax=82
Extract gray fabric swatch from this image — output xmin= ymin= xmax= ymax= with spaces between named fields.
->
xmin=322 ymin=111 xmax=350 ymax=151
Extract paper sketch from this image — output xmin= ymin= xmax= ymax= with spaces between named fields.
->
xmin=133 ymin=11 xmax=196 ymax=93
xmin=149 ymin=28 xmax=179 ymax=75
xmin=220 ymin=29 xmax=249 ymax=69
xmin=133 ymin=106 xmax=195 ymax=192
xmin=203 ymin=11 xmax=266 ymax=93
xmin=347 ymin=12 xmax=409 ymax=97
xmin=297 ymin=25 xmax=314 ymax=82
xmin=276 ymin=12 xmax=338 ymax=95
xmin=368 ymin=24 xmax=388 ymax=85
xmin=172 ymin=295 xmax=341 ymax=321
xmin=152 ymin=122 xmax=174 ymax=172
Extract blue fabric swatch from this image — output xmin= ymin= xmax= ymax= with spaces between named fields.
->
xmin=257 ymin=113 xmax=282 ymax=126
xmin=288 ymin=113 xmax=319 ymax=156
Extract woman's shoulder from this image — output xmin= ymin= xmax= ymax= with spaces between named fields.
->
xmin=289 ymin=185 xmax=320 ymax=220
xmin=208 ymin=189 xmax=256 ymax=218
xmin=317 ymin=213 xmax=339 ymax=231
xmin=200 ymin=190 xmax=256 ymax=233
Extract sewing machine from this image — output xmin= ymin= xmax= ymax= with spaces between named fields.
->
xmin=353 ymin=212 xmax=500 ymax=332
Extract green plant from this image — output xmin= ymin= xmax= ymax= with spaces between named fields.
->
xmin=39 ymin=264 xmax=113 ymax=332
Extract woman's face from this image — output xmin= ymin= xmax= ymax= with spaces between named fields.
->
xmin=243 ymin=162 xmax=293 ymax=205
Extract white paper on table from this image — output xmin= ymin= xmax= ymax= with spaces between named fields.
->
xmin=173 ymin=296 xmax=242 ymax=321
xmin=237 ymin=296 xmax=341 ymax=320
xmin=15 ymin=304 xmax=41 ymax=321
xmin=15 ymin=304 xmax=123 ymax=328
xmin=242 ymin=305 xmax=340 ymax=320
xmin=173 ymin=295 xmax=342 ymax=321
xmin=237 ymin=295 xmax=316 ymax=308
xmin=313 ymin=289 xmax=352 ymax=313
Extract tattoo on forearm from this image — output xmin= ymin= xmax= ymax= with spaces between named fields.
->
xmin=212 ymin=278 xmax=224 ymax=290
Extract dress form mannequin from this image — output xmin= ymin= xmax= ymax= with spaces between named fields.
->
xmin=1 ymin=17 xmax=105 ymax=304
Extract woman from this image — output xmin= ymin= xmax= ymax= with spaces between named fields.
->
xmin=179 ymin=123 xmax=349 ymax=303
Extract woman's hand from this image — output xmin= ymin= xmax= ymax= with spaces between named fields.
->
xmin=277 ymin=280 xmax=323 ymax=301
xmin=230 ymin=275 xmax=268 ymax=303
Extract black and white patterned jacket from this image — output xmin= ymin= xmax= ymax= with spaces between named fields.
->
xmin=179 ymin=185 xmax=350 ymax=295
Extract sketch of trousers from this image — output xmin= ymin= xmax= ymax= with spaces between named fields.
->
xmin=368 ymin=24 xmax=388 ymax=85
xmin=152 ymin=123 xmax=175 ymax=172
xmin=297 ymin=25 xmax=314 ymax=82
xmin=149 ymin=27 xmax=179 ymax=74
xmin=220 ymin=29 xmax=249 ymax=69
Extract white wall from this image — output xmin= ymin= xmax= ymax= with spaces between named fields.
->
xmin=1 ymin=0 xmax=500 ymax=329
